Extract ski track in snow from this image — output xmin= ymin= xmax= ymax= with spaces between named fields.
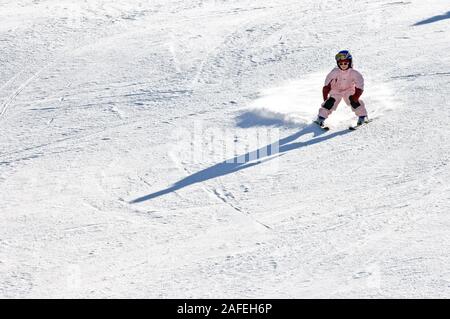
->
xmin=1 ymin=0 xmax=450 ymax=298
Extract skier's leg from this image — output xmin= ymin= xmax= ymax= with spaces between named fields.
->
xmin=318 ymin=95 xmax=342 ymax=119
xmin=344 ymin=95 xmax=368 ymax=117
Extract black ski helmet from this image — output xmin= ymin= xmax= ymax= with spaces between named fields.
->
xmin=335 ymin=50 xmax=353 ymax=69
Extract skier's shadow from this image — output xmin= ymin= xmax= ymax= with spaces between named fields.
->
xmin=129 ymin=124 xmax=351 ymax=203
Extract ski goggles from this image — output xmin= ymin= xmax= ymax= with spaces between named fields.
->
xmin=335 ymin=53 xmax=350 ymax=61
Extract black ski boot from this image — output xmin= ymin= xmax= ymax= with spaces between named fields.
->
xmin=314 ymin=116 xmax=325 ymax=126
xmin=357 ymin=116 xmax=369 ymax=126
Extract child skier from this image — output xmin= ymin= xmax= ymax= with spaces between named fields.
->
xmin=315 ymin=50 xmax=369 ymax=128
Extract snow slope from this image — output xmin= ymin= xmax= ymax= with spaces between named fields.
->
xmin=1 ymin=0 xmax=449 ymax=298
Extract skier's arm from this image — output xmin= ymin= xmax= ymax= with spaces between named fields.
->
xmin=322 ymin=69 xmax=336 ymax=101
xmin=349 ymin=70 xmax=364 ymax=106
xmin=352 ymin=70 xmax=364 ymax=100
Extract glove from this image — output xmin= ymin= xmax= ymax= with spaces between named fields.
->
xmin=349 ymin=88 xmax=363 ymax=108
xmin=322 ymin=84 xmax=331 ymax=101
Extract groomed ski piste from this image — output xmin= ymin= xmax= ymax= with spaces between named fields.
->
xmin=1 ymin=0 xmax=449 ymax=298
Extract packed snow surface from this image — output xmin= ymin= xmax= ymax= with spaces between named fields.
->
xmin=1 ymin=0 xmax=449 ymax=298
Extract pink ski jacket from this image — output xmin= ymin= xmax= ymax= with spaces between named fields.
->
xmin=323 ymin=67 xmax=364 ymax=95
